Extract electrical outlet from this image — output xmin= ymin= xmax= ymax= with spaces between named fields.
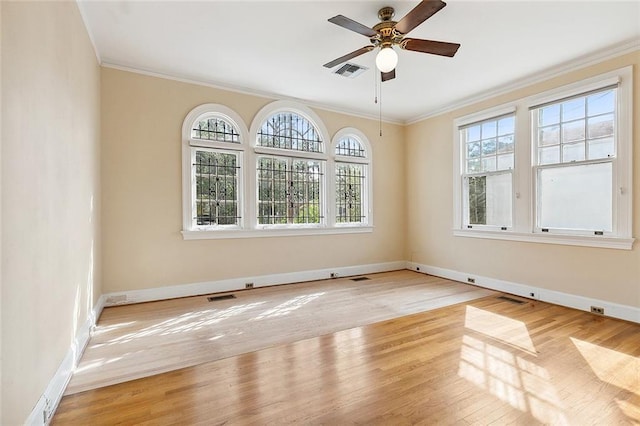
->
xmin=43 ymin=397 xmax=52 ymax=422
xmin=590 ymin=306 xmax=605 ymax=315
xmin=245 ymin=283 xmax=254 ymax=289
xmin=467 ymin=277 xmax=475 ymax=284
xmin=330 ymin=272 xmax=338 ymax=278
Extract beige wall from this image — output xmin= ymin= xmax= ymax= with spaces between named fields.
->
xmin=1 ymin=2 xmax=101 ymax=424
xmin=406 ymin=51 xmax=640 ymax=308
xmin=100 ymin=68 xmax=406 ymax=293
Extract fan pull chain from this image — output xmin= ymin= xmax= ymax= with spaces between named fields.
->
xmin=379 ymin=74 xmax=383 ymax=137
xmin=373 ymin=67 xmax=378 ymax=106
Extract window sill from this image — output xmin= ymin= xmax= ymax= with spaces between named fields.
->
xmin=182 ymin=225 xmax=374 ymax=240
xmin=453 ymin=229 xmax=635 ymax=250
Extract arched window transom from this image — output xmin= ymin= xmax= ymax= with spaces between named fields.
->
xmin=257 ymin=112 xmax=322 ymax=153
xmin=192 ymin=116 xmax=240 ymax=143
xmin=335 ymin=136 xmax=365 ymax=157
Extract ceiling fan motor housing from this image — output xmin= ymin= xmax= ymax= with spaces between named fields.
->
xmin=372 ymin=7 xmax=403 ymax=48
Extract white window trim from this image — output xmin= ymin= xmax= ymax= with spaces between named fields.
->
xmin=453 ymin=66 xmax=634 ymax=250
xmin=181 ymin=104 xmax=249 ymax=233
xmin=181 ymin=102 xmax=374 ymax=240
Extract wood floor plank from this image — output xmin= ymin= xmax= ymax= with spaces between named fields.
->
xmin=54 ymin=272 xmax=640 ymax=424
xmin=65 ymin=271 xmax=496 ymax=394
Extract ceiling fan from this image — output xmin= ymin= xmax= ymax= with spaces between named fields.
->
xmin=323 ymin=0 xmax=460 ymax=82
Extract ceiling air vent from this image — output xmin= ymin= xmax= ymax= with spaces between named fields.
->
xmin=333 ymin=63 xmax=368 ymax=78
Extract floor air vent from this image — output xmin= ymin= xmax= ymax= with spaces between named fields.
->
xmin=351 ymin=277 xmax=370 ymax=282
xmin=207 ymin=294 xmax=236 ymax=302
xmin=497 ymin=295 xmax=526 ymax=305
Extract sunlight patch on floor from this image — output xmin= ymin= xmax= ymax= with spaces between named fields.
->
xmin=92 ymin=321 xmax=138 ymax=336
xmin=615 ymin=398 xmax=640 ymax=422
xmin=464 ymin=305 xmax=536 ymax=354
xmin=252 ymin=292 xmax=325 ymax=320
xmin=459 ymin=306 xmax=568 ymax=424
xmin=571 ymin=337 xmax=640 ymax=395
xmin=94 ymin=302 xmax=266 ymax=345
xmin=74 ymin=354 xmax=126 ymax=374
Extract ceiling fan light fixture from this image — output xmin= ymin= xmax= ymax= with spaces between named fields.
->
xmin=375 ymin=47 xmax=398 ymax=73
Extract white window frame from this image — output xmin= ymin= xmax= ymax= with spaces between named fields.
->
xmin=181 ymin=101 xmax=374 ymax=239
xmin=181 ymin=104 xmax=248 ymax=234
xmin=332 ymin=127 xmax=373 ymax=227
xmin=458 ymin=112 xmax=516 ymax=232
xmin=453 ymin=67 xmax=633 ymax=250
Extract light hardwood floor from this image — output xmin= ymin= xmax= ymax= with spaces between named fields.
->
xmin=55 ymin=272 xmax=640 ymax=424
xmin=66 ymin=270 xmax=495 ymax=394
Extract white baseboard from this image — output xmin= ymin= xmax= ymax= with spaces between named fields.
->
xmin=26 ymin=296 xmax=106 ymax=425
xmin=28 ymin=259 xmax=638 ymax=424
xmin=407 ymin=261 xmax=640 ymax=324
xmin=103 ymin=261 xmax=407 ymax=306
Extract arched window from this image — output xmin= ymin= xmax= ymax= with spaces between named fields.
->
xmin=333 ymin=129 xmax=372 ymax=226
xmin=181 ymin=104 xmax=247 ymax=231
xmin=182 ymin=102 xmax=373 ymax=238
xmin=251 ymin=101 xmax=329 ymax=227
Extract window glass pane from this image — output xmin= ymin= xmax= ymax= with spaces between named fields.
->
xmin=497 ymin=135 xmax=514 ymax=153
xmin=587 ymin=90 xmax=615 ymax=116
xmin=467 ymin=141 xmax=481 ymax=159
xmin=534 ymin=88 xmax=617 ymax=167
xmin=538 ymin=162 xmax=612 ymax=232
xmin=539 ymin=126 xmax=560 ymax=146
xmin=587 ymin=114 xmax=614 ymax=139
xmin=481 ymin=138 xmax=497 ymax=156
xmin=467 ymin=159 xmax=481 ymax=173
xmin=335 ymin=163 xmax=365 ymax=223
xmin=562 ymin=142 xmax=585 ymax=163
xmin=335 ymin=137 xmax=365 ymax=157
xmin=257 ymin=156 xmax=323 ymax=225
xmin=257 ymin=113 xmax=322 ymax=152
xmin=467 ymin=126 xmax=481 ymax=142
xmin=481 ymin=121 xmax=497 ymax=138
xmin=192 ymin=117 xmax=240 ymax=143
xmin=195 ymin=150 xmax=240 ymax=226
xmin=257 ymin=157 xmax=288 ymax=225
xmin=467 ymin=176 xmax=486 ymax=225
xmin=561 ymin=98 xmax=585 ymax=121
xmin=497 ymin=116 xmax=515 ymax=136
xmin=540 ymin=104 xmax=560 ymax=126
xmin=497 ymin=154 xmax=514 ymax=170
xmin=466 ymin=173 xmax=512 ymax=227
xmin=562 ymin=120 xmax=585 ymax=143
xmin=539 ymin=146 xmax=560 ymax=165
xmin=481 ymin=157 xmax=496 ymax=172
xmin=587 ymin=137 xmax=614 ymax=160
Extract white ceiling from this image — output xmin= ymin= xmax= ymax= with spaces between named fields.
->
xmin=79 ymin=1 xmax=640 ymax=123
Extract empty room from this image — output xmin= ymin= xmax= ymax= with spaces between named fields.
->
xmin=1 ymin=0 xmax=639 ymax=424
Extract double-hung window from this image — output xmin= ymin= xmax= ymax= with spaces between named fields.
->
xmin=532 ymin=87 xmax=618 ymax=235
xmin=459 ymin=113 xmax=515 ymax=230
xmin=454 ymin=66 xmax=633 ymax=249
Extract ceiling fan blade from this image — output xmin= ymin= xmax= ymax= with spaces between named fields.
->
xmin=381 ymin=69 xmax=396 ymax=82
xmin=395 ymin=0 xmax=447 ymax=35
xmin=328 ymin=15 xmax=378 ymax=38
xmin=323 ymin=46 xmax=374 ymax=68
xmin=401 ymin=38 xmax=460 ymax=57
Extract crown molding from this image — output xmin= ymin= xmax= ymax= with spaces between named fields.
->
xmin=406 ymin=38 xmax=640 ymax=125
xmin=100 ymin=62 xmax=404 ymax=126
